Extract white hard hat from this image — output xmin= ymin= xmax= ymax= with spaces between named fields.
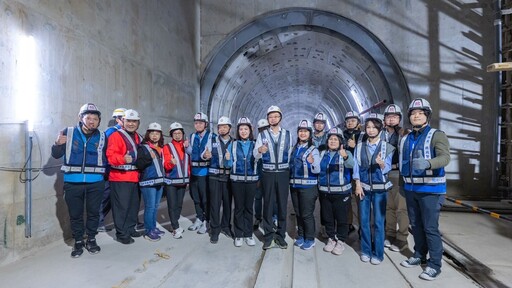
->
xmin=297 ymin=119 xmax=313 ymax=132
xmin=365 ymin=113 xmax=384 ymax=125
xmin=408 ymin=98 xmax=432 ymax=115
xmin=267 ymin=105 xmax=282 ymax=116
xmin=345 ymin=111 xmax=360 ymax=121
xmin=147 ymin=122 xmax=162 ymax=132
xmin=384 ymin=104 xmax=403 ymax=118
xmin=169 ymin=122 xmax=184 ymax=134
xmin=112 ymin=108 xmax=127 ymax=118
xmin=194 ymin=112 xmax=209 ymax=123
xmin=327 ymin=127 xmax=344 ymax=139
xmin=237 ymin=117 xmax=252 ymax=127
xmin=123 ymin=109 xmax=140 ymax=120
xmin=314 ymin=112 xmax=327 ymax=123
xmin=217 ymin=116 xmax=232 ymax=126
xmin=257 ymin=118 xmax=269 ymax=129
xmin=79 ymin=103 xmax=101 ymax=118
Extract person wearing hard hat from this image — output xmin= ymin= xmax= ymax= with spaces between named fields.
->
xmin=312 ymin=112 xmax=328 ymax=151
xmin=206 ymin=116 xmax=234 ymax=244
xmin=135 ymin=122 xmax=165 ymax=242
xmin=343 ymin=111 xmax=362 ymax=236
xmin=253 ymin=105 xmax=293 ymax=250
xmin=399 ymin=98 xmax=450 ymax=281
xmin=253 ymin=119 xmax=270 ymax=230
xmin=225 ymin=117 xmax=259 ymax=247
xmin=353 ymin=113 xmax=395 ymax=265
xmin=185 ymin=112 xmax=213 ymax=234
xmin=98 ymin=107 xmax=127 ymax=232
xmin=318 ymin=127 xmax=354 ymax=256
xmin=163 ymin=122 xmax=190 ymax=239
xmin=106 ymin=109 xmax=143 ymax=245
xmin=51 ymin=103 xmax=107 ymax=258
xmin=289 ymin=120 xmax=321 ymax=251
xmin=382 ymin=104 xmax=410 ymax=253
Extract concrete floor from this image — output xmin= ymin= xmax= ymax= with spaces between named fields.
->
xmin=0 ymin=198 xmax=510 ymax=288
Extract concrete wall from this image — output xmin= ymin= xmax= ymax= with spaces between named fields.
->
xmin=200 ymin=0 xmax=497 ymax=198
xmin=0 ymin=0 xmax=198 ymax=265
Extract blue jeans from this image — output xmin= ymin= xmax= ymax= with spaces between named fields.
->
xmin=140 ymin=186 xmax=163 ymax=232
xmin=405 ymin=191 xmax=444 ymax=271
xmin=359 ymin=190 xmax=387 ymax=261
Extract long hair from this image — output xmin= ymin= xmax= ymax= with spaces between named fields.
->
xmin=143 ymin=130 xmax=164 ymax=147
xmin=294 ymin=129 xmax=313 ymax=150
xmin=237 ymin=124 xmax=254 ymax=141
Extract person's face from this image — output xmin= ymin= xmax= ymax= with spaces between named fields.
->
xmin=409 ymin=110 xmax=428 ymax=128
xmin=385 ymin=114 xmax=400 ymax=127
xmin=345 ymin=118 xmax=358 ymax=129
xmin=149 ymin=131 xmax=161 ymax=143
xmin=123 ymin=119 xmax=139 ymax=133
xmin=267 ymin=112 xmax=281 ymax=126
xmin=365 ymin=121 xmax=379 ymax=137
xmin=298 ymin=128 xmax=310 ymax=142
xmin=194 ymin=121 xmax=207 ymax=133
xmin=217 ymin=124 xmax=230 ymax=136
xmin=81 ymin=114 xmax=100 ymax=132
xmin=172 ymin=129 xmax=183 ymax=141
xmin=327 ymin=135 xmax=340 ymax=150
xmin=314 ymin=121 xmax=325 ymax=132
xmin=238 ymin=125 xmax=250 ymax=139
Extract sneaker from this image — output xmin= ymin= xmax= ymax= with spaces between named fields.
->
xmin=85 ymin=238 xmax=101 ymax=254
xmin=384 ymin=238 xmax=392 ymax=248
xmin=197 ymin=221 xmax=208 ymax=234
xmin=401 ymin=256 xmax=426 ymax=268
xmin=274 ymin=237 xmax=288 ymax=249
xmin=234 ymin=237 xmax=243 ymax=247
xmin=136 ymin=222 xmax=145 ymax=231
xmin=188 ymin=219 xmax=202 ymax=231
xmin=390 ymin=240 xmax=408 ymax=252
xmin=130 ymin=231 xmax=143 ymax=238
xmin=419 ymin=267 xmax=441 ymax=281
xmin=71 ymin=240 xmax=84 ymax=258
xmin=301 ymin=239 xmax=315 ymax=250
xmin=253 ymin=219 xmax=261 ymax=230
xmin=262 ymin=239 xmax=275 ymax=250
xmin=331 ymin=240 xmax=345 ymax=256
xmin=319 ymin=226 xmax=328 ymax=239
xmin=210 ymin=234 xmax=219 ymax=244
xmin=97 ymin=226 xmax=107 ymax=233
xmin=294 ymin=236 xmax=304 ymax=247
xmin=144 ymin=230 xmax=161 ymax=242
xmin=370 ymin=258 xmax=382 ymax=265
xmin=360 ymin=254 xmax=371 ymax=262
xmin=116 ymin=237 xmax=135 ymax=245
xmin=154 ymin=228 xmax=166 ymax=235
xmin=245 ymin=237 xmax=256 ymax=246
xmin=172 ymin=227 xmax=184 ymax=239
xmin=323 ymin=238 xmax=336 ymax=253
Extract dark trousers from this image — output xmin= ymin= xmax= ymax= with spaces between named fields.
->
xmin=189 ymin=175 xmax=208 ymax=222
xmin=319 ymin=192 xmax=351 ymax=242
xmin=254 ymin=183 xmax=263 ymax=220
xmin=232 ymin=182 xmax=257 ymax=238
xmin=110 ymin=181 xmax=140 ymax=240
xmin=261 ymin=171 xmax=289 ymax=241
xmin=405 ymin=191 xmax=445 ymax=271
xmin=98 ymin=180 xmax=112 ymax=227
xmin=165 ymin=185 xmax=186 ymax=230
xmin=64 ymin=181 xmax=104 ymax=241
xmin=290 ymin=186 xmax=318 ymax=240
xmin=209 ymin=177 xmax=232 ymax=237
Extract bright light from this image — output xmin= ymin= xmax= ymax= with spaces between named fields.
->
xmin=16 ymin=35 xmax=38 ymax=131
xmin=351 ymin=89 xmax=363 ymax=112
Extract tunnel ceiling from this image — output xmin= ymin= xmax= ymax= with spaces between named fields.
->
xmin=203 ymin=9 xmax=409 ymax=131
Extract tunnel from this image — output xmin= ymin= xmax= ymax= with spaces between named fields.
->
xmin=202 ymin=8 xmax=410 ymax=129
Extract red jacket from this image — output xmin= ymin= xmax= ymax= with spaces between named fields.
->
xmin=106 ymin=130 xmax=141 ymax=182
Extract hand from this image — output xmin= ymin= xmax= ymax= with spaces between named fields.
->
xmin=347 ymin=139 xmax=356 ymax=148
xmin=225 ymin=150 xmax=231 ymax=161
xmin=203 ymin=147 xmax=212 ymax=159
xmin=258 ymin=143 xmax=268 ymax=154
xmin=55 ymin=131 xmax=67 ymax=145
xmin=355 ymin=184 xmax=365 ymax=200
xmin=183 ymin=139 xmax=189 ymax=148
xmin=170 ymin=157 xmax=178 ymax=165
xmin=124 ymin=152 xmax=133 ymax=164
xmin=376 ymin=152 xmax=385 ymax=169
xmin=338 ymin=145 xmax=347 ymax=158
xmin=307 ymin=153 xmax=314 ymax=164
xmin=412 ymin=158 xmax=431 ymax=170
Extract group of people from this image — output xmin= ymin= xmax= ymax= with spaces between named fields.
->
xmin=51 ymin=97 xmax=450 ymax=281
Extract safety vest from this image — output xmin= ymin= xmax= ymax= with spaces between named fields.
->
xmin=110 ymin=130 xmax=141 ymax=171
xmin=164 ymin=142 xmax=190 ymax=186
xmin=289 ymin=145 xmax=318 ymax=187
xmin=209 ymin=135 xmax=232 ymax=177
xmin=355 ymin=139 xmax=394 ymax=191
xmin=230 ymin=140 xmax=258 ymax=182
xmin=190 ymin=131 xmax=212 ymax=167
xmin=260 ymin=128 xmax=291 ymax=172
xmin=139 ymin=144 xmax=165 ymax=187
xmin=385 ymin=127 xmax=401 ymax=167
xmin=399 ymin=126 xmax=446 ymax=193
xmin=318 ymin=150 xmax=352 ymax=194
xmin=61 ymin=126 xmax=107 ymax=174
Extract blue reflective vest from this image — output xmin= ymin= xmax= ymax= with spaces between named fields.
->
xmin=165 ymin=142 xmax=190 ymax=186
xmin=209 ymin=135 xmax=232 ymax=177
xmin=230 ymin=140 xmax=258 ymax=183
xmin=289 ymin=145 xmax=318 ymax=188
xmin=61 ymin=125 xmax=107 ymax=176
xmin=139 ymin=144 xmax=165 ymax=187
xmin=260 ymin=129 xmax=291 ymax=171
xmin=189 ymin=131 xmax=212 ymax=176
xmin=355 ymin=140 xmax=394 ymax=192
xmin=318 ymin=151 xmax=352 ymax=194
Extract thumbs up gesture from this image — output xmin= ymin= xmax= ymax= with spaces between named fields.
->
xmin=183 ymin=138 xmax=189 ymax=148
xmin=124 ymin=152 xmax=133 ymax=164
xmin=225 ymin=150 xmax=231 ymax=161
xmin=347 ymin=138 xmax=356 ymax=149
xmin=203 ymin=147 xmax=212 ymax=160
xmin=55 ymin=130 xmax=67 ymax=145
xmin=170 ymin=156 xmax=178 ymax=165
xmin=376 ymin=152 xmax=384 ymax=169
xmin=338 ymin=144 xmax=347 ymax=158
xmin=258 ymin=142 xmax=269 ymax=154
xmin=307 ymin=153 xmax=314 ymax=164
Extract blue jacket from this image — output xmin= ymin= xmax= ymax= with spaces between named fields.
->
xmin=225 ymin=140 xmax=258 ymax=183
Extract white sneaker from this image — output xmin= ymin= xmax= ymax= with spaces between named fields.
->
xmin=245 ymin=237 xmax=256 ymax=246
xmin=197 ymin=221 xmax=208 ymax=234
xmin=323 ymin=238 xmax=336 ymax=253
xmin=384 ymin=239 xmax=392 ymax=248
xmin=188 ymin=219 xmax=202 ymax=231
xmin=172 ymin=227 xmax=184 ymax=239
xmin=234 ymin=238 xmax=243 ymax=247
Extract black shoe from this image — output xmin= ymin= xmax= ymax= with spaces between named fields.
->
xmin=130 ymin=231 xmax=143 ymax=238
xmin=274 ymin=237 xmax=288 ymax=249
xmin=85 ymin=238 xmax=101 ymax=254
xmin=71 ymin=240 xmax=84 ymax=258
xmin=253 ymin=219 xmax=261 ymax=230
xmin=136 ymin=222 xmax=145 ymax=231
xmin=116 ymin=237 xmax=135 ymax=245
xmin=221 ymin=229 xmax=233 ymax=239
xmin=262 ymin=239 xmax=275 ymax=250
xmin=210 ymin=234 xmax=219 ymax=244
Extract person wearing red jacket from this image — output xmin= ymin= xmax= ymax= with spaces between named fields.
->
xmin=106 ymin=109 xmax=143 ymax=244
xmin=163 ymin=122 xmax=191 ymax=239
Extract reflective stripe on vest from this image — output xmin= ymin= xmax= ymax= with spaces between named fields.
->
xmin=361 ymin=182 xmax=393 ymax=191
xmin=139 ymin=178 xmax=164 ymax=186
xmin=230 ymin=175 xmax=259 ymax=182
xmin=63 ymin=126 xmax=106 ymax=173
xmin=289 ymin=179 xmax=317 ymax=185
xmin=319 ymin=184 xmax=351 ymax=192
xmin=166 ymin=142 xmax=190 ymax=183
xmin=118 ymin=129 xmax=140 ymax=158
xmin=403 ymin=176 xmax=446 ymax=184
xmin=261 ymin=129 xmax=290 ymax=171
